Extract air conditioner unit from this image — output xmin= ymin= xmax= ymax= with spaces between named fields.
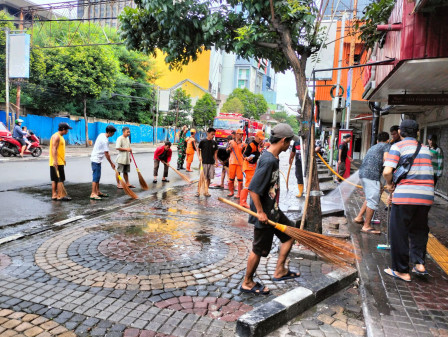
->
xmin=332 ymin=97 xmax=346 ymax=110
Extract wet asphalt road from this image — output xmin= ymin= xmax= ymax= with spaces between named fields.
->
xmin=0 ymin=151 xmax=204 ymax=238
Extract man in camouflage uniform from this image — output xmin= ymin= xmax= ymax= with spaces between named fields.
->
xmin=177 ymin=125 xmax=188 ymax=170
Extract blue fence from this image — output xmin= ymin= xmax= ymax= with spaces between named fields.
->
xmin=0 ymin=111 xmax=205 ymax=145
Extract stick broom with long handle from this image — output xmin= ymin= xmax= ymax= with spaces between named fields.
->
xmin=218 ymin=197 xmax=357 ymax=266
xmin=130 ymin=152 xmax=149 ymax=190
xmin=162 ymin=161 xmax=191 ymax=183
xmin=114 ymin=169 xmax=138 ymax=199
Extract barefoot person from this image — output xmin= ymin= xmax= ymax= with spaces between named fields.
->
xmin=49 ymin=123 xmax=72 ymax=201
xmin=90 ymin=125 xmax=117 ymax=200
xmin=115 ymin=127 xmax=134 ymax=189
xmin=241 ymin=124 xmax=300 ymax=295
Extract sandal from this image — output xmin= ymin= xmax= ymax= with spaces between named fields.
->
xmin=57 ymin=196 xmax=72 ymax=201
xmin=384 ymin=268 xmax=411 ymax=282
xmin=239 ymin=282 xmax=270 ymax=295
xmin=272 ymin=270 xmax=301 ymax=281
xmin=353 ymin=218 xmax=364 ymax=224
xmin=90 ymin=196 xmax=102 ymax=200
xmin=195 ymin=192 xmax=200 ymax=197
xmin=98 ymin=193 xmax=109 ymax=197
xmin=162 ymin=179 xmax=170 ymax=183
xmin=153 ymin=180 xmax=157 ymax=183
xmin=204 ymin=193 xmax=211 ymax=197
xmin=361 ymin=228 xmax=381 ymax=235
xmin=412 ymin=267 xmax=428 ymax=276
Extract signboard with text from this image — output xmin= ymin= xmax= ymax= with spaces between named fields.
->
xmin=388 ymin=94 xmax=448 ymax=105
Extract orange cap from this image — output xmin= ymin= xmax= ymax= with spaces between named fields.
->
xmin=255 ymin=131 xmax=265 ymax=139
xmin=236 ymin=129 xmax=244 ymax=134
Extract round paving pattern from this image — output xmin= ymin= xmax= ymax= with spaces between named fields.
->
xmin=35 ymin=218 xmax=252 ymax=291
xmin=0 ymin=309 xmax=76 ymax=337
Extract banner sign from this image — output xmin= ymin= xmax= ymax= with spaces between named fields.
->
xmin=9 ymin=33 xmax=31 ymax=78
xmin=388 ymin=94 xmax=448 ymax=105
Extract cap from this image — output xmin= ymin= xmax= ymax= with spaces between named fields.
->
xmin=236 ymin=129 xmax=244 ymax=134
xmin=255 ymin=130 xmax=265 ymax=140
xmin=343 ymin=134 xmax=351 ymax=139
xmin=400 ymin=119 xmax=418 ymax=132
xmin=58 ymin=122 xmax=72 ymax=130
xmin=190 ymin=129 xmax=196 ymax=134
xmin=271 ymin=123 xmax=299 ymax=141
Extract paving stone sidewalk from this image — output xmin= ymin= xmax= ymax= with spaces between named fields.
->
xmin=0 ymin=178 xmax=350 ymax=337
xmin=342 ymin=182 xmax=448 ymax=337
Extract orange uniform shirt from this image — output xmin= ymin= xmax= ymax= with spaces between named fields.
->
xmin=229 ymin=140 xmax=244 ymax=166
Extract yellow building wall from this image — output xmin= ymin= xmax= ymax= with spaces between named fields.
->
xmin=154 ymin=50 xmax=211 ymax=97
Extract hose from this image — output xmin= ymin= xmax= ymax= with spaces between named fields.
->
xmin=316 ymin=152 xmax=363 ymax=189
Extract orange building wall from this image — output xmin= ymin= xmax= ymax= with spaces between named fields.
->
xmin=315 ymin=20 xmax=368 ymax=102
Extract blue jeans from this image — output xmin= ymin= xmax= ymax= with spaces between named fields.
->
xmin=91 ymin=162 xmax=101 ymax=183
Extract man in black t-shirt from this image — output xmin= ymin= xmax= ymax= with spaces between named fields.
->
xmin=240 ymin=124 xmax=300 ymax=295
xmin=337 ymin=134 xmax=352 ymax=181
xmin=197 ymin=128 xmax=218 ymax=196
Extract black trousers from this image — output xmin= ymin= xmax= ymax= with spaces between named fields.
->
xmin=390 ymin=204 xmax=430 ymax=273
xmin=295 ymin=158 xmax=304 ymax=184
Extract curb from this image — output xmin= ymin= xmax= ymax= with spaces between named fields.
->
xmin=236 ymin=266 xmax=358 ymax=337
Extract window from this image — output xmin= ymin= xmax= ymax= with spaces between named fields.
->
xmin=238 ymin=69 xmax=249 ymax=89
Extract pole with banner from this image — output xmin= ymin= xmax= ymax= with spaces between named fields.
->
xmin=345 ymin=68 xmax=352 ymax=129
xmin=5 ymin=27 xmax=10 ymax=130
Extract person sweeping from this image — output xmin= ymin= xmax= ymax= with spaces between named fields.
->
xmin=185 ymin=129 xmax=197 ymax=172
xmin=289 ymin=137 xmax=304 ymax=197
xmin=227 ymin=129 xmax=245 ymax=198
xmin=153 ymin=141 xmax=172 ymax=183
xmin=115 ymin=126 xmax=135 ymax=189
xmin=90 ymin=125 xmax=117 ymax=200
xmin=240 ymin=124 xmax=300 ymax=295
xmin=240 ymin=130 xmax=264 ymax=208
xmin=49 ymin=122 xmax=72 ymax=201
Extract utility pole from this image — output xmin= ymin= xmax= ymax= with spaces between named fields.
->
xmin=154 ymin=87 xmax=159 ymax=145
xmin=330 ymin=12 xmax=347 ymax=167
xmin=16 ymin=10 xmax=24 ymax=118
xmin=5 ymin=27 xmax=10 ymax=131
xmin=345 ymin=0 xmax=358 ymax=129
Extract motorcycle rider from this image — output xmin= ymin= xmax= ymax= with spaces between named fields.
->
xmin=12 ymin=119 xmax=28 ymax=157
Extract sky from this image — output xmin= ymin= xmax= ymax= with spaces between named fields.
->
xmin=27 ymin=0 xmax=300 ymax=112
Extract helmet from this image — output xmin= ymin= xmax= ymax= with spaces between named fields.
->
xmin=15 ymin=119 xmax=23 ymax=124
xmin=236 ymin=129 xmax=244 ymax=134
xmin=190 ymin=129 xmax=196 ymax=134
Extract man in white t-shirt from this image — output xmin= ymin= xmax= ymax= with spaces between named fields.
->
xmin=90 ymin=125 xmax=117 ymax=200
xmin=116 ymin=126 xmax=134 ymax=189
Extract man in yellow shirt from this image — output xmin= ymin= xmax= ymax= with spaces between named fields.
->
xmin=49 ymin=123 xmax=72 ymax=201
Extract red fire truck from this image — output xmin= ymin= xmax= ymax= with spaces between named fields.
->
xmin=213 ymin=113 xmax=265 ymax=146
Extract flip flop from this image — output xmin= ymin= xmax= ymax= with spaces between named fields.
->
xmin=361 ymin=228 xmax=381 ymax=235
xmin=162 ymin=180 xmax=170 ymax=183
xmin=117 ymin=186 xmax=124 ymax=189
xmin=353 ymin=218 xmax=364 ymax=224
xmin=153 ymin=180 xmax=157 ymax=183
xmin=57 ymin=196 xmax=72 ymax=201
xmin=204 ymin=193 xmax=211 ymax=197
xmin=239 ymin=282 xmax=270 ymax=295
xmin=412 ymin=267 xmax=428 ymax=276
xmin=98 ymin=193 xmax=109 ymax=197
xmin=51 ymin=198 xmax=57 ymax=201
xmin=90 ymin=196 xmax=102 ymax=200
xmin=272 ymin=270 xmax=301 ymax=281
xmin=127 ymin=185 xmax=136 ymax=188
xmin=384 ymin=268 xmax=411 ymax=282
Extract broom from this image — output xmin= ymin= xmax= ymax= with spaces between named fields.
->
xmin=130 ymin=152 xmax=149 ymax=190
xmin=162 ymin=161 xmax=191 ymax=183
xmin=55 ymin=169 xmax=67 ymax=199
xmin=197 ymin=161 xmax=208 ymax=195
xmin=218 ymin=197 xmax=357 ymax=266
xmin=114 ymin=169 xmax=138 ymax=199
xmin=279 ymin=170 xmax=288 ymax=189
xmin=286 ymin=161 xmax=292 ymax=191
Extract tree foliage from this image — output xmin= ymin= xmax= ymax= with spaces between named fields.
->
xmin=272 ymin=108 xmax=299 ymax=133
xmin=226 ymin=88 xmax=268 ymax=120
xmin=354 ymin=0 xmax=395 ymax=49
xmin=160 ymin=88 xmax=192 ymax=127
xmin=221 ymin=97 xmax=244 ymax=114
xmin=193 ymin=93 xmax=216 ymax=128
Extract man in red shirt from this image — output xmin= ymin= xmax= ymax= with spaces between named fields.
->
xmin=153 ymin=141 xmax=172 ymax=183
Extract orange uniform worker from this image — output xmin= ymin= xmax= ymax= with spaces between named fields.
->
xmin=185 ymin=129 xmax=197 ymax=172
xmin=227 ymin=129 xmax=245 ymax=198
xmin=240 ymin=131 xmax=265 ymax=208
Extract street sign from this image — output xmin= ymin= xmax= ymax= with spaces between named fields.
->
xmin=388 ymin=94 xmax=448 ymax=105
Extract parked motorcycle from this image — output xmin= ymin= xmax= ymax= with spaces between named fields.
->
xmin=0 ymin=132 xmax=42 ymax=157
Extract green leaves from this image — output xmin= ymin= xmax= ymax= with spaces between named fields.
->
xmin=226 ymin=88 xmax=268 ymax=120
xmin=193 ymin=93 xmax=217 ymax=127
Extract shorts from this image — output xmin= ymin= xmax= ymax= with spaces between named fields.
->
xmin=252 ymin=211 xmax=294 ymax=257
xmin=50 ymin=165 xmax=65 ymax=182
xmin=91 ymin=162 xmax=102 ymax=183
xmin=117 ymin=163 xmax=130 ymax=173
xmin=15 ymin=137 xmax=26 ymax=146
xmin=202 ymin=164 xmax=215 ymax=180
xmin=360 ymin=178 xmax=381 ymax=211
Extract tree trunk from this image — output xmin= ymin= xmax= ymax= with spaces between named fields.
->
xmin=280 ymin=28 xmax=322 ymax=233
xmin=84 ymin=98 xmax=89 ymax=148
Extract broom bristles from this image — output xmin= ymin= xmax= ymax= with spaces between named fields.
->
xmin=137 ymin=169 xmax=149 ymax=190
xmin=165 ymin=162 xmax=191 ymax=183
xmin=115 ymin=170 xmax=138 ymax=199
xmin=218 ymin=197 xmax=358 ymax=266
